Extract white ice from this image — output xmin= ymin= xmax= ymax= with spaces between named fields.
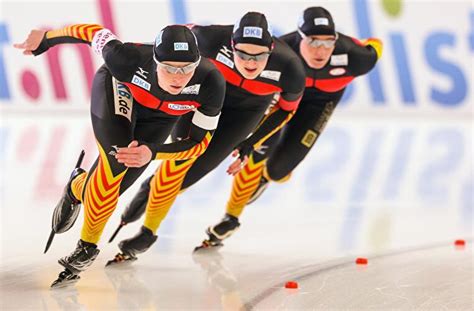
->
xmin=0 ymin=111 xmax=472 ymax=310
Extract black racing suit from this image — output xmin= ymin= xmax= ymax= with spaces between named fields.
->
xmin=254 ymin=31 xmax=382 ymax=181
xmin=118 ymin=24 xmax=306 ymax=228
xmin=174 ymin=24 xmax=305 ymax=189
xmin=33 ymin=24 xmax=225 ymax=244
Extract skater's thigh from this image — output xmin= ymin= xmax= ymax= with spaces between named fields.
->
xmin=266 ymin=102 xmax=336 ymax=180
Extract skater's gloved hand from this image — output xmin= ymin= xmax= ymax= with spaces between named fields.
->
xmin=226 ymin=142 xmax=252 ymax=176
xmin=235 ymin=141 xmax=254 ymax=160
xmin=14 ymin=29 xmax=47 ymax=55
xmin=115 ymin=141 xmax=152 ymax=168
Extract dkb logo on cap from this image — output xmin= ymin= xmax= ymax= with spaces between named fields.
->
xmin=314 ymin=18 xmax=329 ymax=26
xmin=243 ymin=27 xmax=263 ymax=39
xmin=174 ymin=42 xmax=189 ymax=51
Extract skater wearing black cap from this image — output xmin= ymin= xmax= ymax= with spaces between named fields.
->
xmin=14 ymin=23 xmax=225 ymax=287
xmin=201 ymin=6 xmax=383 ymax=248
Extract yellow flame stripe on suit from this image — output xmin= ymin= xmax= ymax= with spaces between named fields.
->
xmin=361 ymin=38 xmax=383 ymax=59
xmin=81 ymin=143 xmax=127 ymax=244
xmin=226 ymin=154 xmax=265 ymax=218
xmin=143 ymin=159 xmax=196 ymax=233
xmin=70 ymin=172 xmax=87 ymax=201
xmin=46 ymin=24 xmax=104 ymax=42
xmin=155 ymin=132 xmax=213 ymax=161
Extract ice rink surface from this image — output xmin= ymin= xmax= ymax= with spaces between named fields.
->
xmin=0 ymin=0 xmax=472 ymax=309
xmin=0 ymin=111 xmax=472 ymax=310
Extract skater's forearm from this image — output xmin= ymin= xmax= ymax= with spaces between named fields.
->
xmin=230 ymin=106 xmax=295 ymax=162
xmin=152 ymin=108 xmax=220 ymax=161
xmin=147 ymin=123 xmax=214 ymax=161
xmin=242 ymin=89 xmax=301 ymax=152
xmin=153 ymin=133 xmax=212 ymax=161
xmin=32 ymin=24 xmax=112 ymax=55
xmin=349 ymin=37 xmax=383 ymax=76
xmin=30 ymin=24 xmax=141 ymax=81
xmin=247 ymin=107 xmax=295 ymax=149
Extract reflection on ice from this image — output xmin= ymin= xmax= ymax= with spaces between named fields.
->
xmin=0 ymin=115 xmax=472 ymax=310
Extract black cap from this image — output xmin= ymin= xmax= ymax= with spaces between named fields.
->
xmin=232 ymin=12 xmax=273 ymax=49
xmin=298 ymin=7 xmax=336 ymax=37
xmin=153 ymin=25 xmax=200 ymax=63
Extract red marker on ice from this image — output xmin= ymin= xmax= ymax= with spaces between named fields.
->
xmin=355 ymin=257 xmax=368 ymax=265
xmin=285 ymin=281 xmax=298 ymax=289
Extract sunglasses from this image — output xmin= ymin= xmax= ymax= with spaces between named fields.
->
xmin=298 ymin=29 xmax=338 ymax=48
xmin=233 ymin=48 xmax=271 ymax=62
xmin=154 ymin=55 xmax=201 ymax=74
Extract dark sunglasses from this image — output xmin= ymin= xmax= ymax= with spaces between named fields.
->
xmin=233 ymin=48 xmax=271 ymax=62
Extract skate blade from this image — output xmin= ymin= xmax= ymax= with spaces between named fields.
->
xmin=44 ymin=230 xmax=56 ymax=254
xmin=105 ymin=255 xmax=137 ymax=267
xmin=108 ymin=223 xmax=125 ymax=243
xmin=193 ymin=240 xmax=223 ymax=253
xmin=50 ymin=274 xmax=80 ymax=289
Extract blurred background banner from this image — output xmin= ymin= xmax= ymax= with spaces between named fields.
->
xmin=0 ymin=0 xmax=472 ymax=114
xmin=0 ymin=0 xmax=472 ymax=242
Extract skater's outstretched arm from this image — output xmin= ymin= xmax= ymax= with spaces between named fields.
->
xmin=14 ymin=24 xmax=140 ymax=81
xmin=115 ymin=125 xmax=214 ymax=167
xmin=347 ymin=37 xmax=383 ymax=76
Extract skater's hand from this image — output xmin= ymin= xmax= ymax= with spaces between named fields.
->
xmin=115 ymin=141 xmax=152 ymax=168
xmin=13 ymin=29 xmax=47 ymax=55
xmin=226 ymin=149 xmax=249 ymax=176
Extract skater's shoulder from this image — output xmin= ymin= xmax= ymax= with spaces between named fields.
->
xmin=192 ymin=24 xmax=233 ymax=56
xmin=270 ymin=37 xmax=301 ymax=65
xmin=266 ymin=38 xmax=304 ymax=83
xmin=197 ymin=57 xmax=220 ymax=74
xmin=122 ymin=42 xmax=154 ymax=58
xmin=334 ymin=32 xmax=366 ymax=52
xmin=192 ymin=24 xmax=233 ymax=39
xmin=193 ymin=58 xmax=226 ymax=90
xmin=278 ymin=31 xmax=300 ymax=50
